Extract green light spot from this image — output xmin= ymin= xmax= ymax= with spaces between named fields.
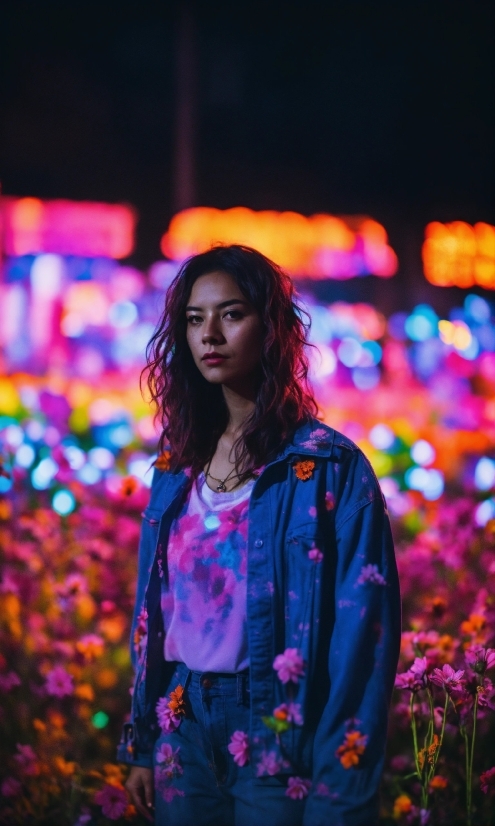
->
xmin=92 ymin=711 xmax=109 ymax=729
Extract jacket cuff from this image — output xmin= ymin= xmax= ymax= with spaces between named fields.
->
xmin=116 ymin=722 xmax=153 ymax=768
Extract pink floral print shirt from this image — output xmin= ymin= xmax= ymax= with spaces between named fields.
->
xmin=161 ymin=472 xmax=254 ymax=672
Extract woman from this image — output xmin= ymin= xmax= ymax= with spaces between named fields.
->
xmin=118 ymin=245 xmax=401 ymax=826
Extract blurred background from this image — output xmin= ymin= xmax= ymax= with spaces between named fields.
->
xmin=1 ymin=2 xmax=495 ymax=824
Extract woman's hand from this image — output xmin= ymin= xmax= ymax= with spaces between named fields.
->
xmin=125 ymin=766 xmax=154 ymax=821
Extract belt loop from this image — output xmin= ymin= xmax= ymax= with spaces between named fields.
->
xmin=236 ymin=672 xmax=243 ymax=705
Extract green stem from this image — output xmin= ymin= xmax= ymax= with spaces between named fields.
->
xmin=430 ymin=690 xmax=449 ymax=777
xmin=466 ymin=692 xmax=479 ymax=826
xmin=410 ymin=692 xmax=421 ymax=779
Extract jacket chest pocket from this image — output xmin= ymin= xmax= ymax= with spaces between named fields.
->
xmin=284 ymin=525 xmax=322 ymax=649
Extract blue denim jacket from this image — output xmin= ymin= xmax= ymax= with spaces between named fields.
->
xmin=117 ymin=419 xmax=401 ymax=826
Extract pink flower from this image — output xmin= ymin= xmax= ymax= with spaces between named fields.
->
xmin=273 ymin=702 xmax=304 ymax=725
xmin=395 ymin=657 xmax=428 ymax=692
xmin=217 ymin=505 xmax=249 ymax=542
xmin=480 ymin=766 xmax=495 ymax=794
xmin=477 ymin=679 xmax=495 ymax=711
xmin=465 ymin=646 xmax=495 ymax=675
xmin=430 ymin=664 xmax=465 ymax=693
xmin=1 ymin=776 xmax=22 ymax=797
xmin=45 ymin=666 xmax=74 ymax=697
xmin=14 ymin=743 xmax=38 ymax=775
xmin=356 ymin=564 xmax=386 ymax=586
xmin=324 ymin=492 xmax=335 ymax=511
xmin=255 ymin=750 xmax=283 ymax=777
xmin=228 ymin=730 xmax=250 ymax=766
xmin=156 ymin=698 xmax=181 ymax=733
xmin=286 ymin=776 xmax=312 ymax=800
xmin=0 ymin=671 xmax=21 ymax=692
xmin=273 ymin=648 xmax=305 ymax=684
xmin=308 ymin=548 xmax=323 ymax=563
xmin=94 ymin=784 xmax=128 ymax=819
xmin=155 ymin=743 xmax=183 ymax=777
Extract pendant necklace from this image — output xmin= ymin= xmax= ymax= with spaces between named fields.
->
xmin=205 ymin=457 xmax=241 ymax=492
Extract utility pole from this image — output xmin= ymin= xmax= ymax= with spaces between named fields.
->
xmin=173 ymin=2 xmax=196 ymax=212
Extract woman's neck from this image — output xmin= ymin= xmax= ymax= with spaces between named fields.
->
xmin=221 ymin=384 xmax=256 ymax=439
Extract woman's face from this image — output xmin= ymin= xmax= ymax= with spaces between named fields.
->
xmin=185 ymin=270 xmax=264 ymax=393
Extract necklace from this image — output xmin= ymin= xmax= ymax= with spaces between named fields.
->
xmin=205 ymin=457 xmax=241 ymax=492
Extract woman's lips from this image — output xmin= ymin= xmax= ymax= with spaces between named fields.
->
xmin=202 ymin=355 xmax=227 ymax=365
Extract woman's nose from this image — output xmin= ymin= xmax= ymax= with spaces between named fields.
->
xmin=202 ymin=318 xmax=224 ymax=343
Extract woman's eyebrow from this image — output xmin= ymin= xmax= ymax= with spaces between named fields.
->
xmin=185 ymin=299 xmax=249 ymax=311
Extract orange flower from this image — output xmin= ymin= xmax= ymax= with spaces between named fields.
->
xmin=429 ymin=775 xmax=448 ymax=790
xmin=460 ymin=613 xmax=488 ymax=645
xmin=418 ymin=734 xmax=440 ymax=770
xmin=273 ymin=707 xmax=289 ymax=721
xmin=168 ymin=684 xmax=186 ymax=716
xmin=393 ymin=794 xmax=413 ymax=818
xmin=335 ymin=730 xmax=367 ymax=769
xmin=293 ymin=460 xmax=315 ymax=481
xmin=53 ymin=756 xmax=76 ymax=776
xmin=120 ymin=476 xmax=139 ymax=497
xmin=155 ymin=451 xmax=171 ymax=471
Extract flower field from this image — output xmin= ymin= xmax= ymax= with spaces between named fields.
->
xmin=1 ymin=295 xmax=495 ymax=824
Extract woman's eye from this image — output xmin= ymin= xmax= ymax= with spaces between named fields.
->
xmin=225 ymin=311 xmax=243 ymax=319
xmin=187 ymin=315 xmax=202 ymax=324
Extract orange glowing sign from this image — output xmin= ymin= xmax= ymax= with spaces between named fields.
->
xmin=2 ymin=197 xmax=136 ymax=259
xmin=423 ymin=221 xmax=495 ymax=289
xmin=161 ymin=207 xmax=397 ymax=279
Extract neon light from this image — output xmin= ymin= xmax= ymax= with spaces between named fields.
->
xmin=160 ymin=207 xmax=397 ymax=279
xmin=2 ymin=197 xmax=136 ymax=259
xmin=423 ymin=221 xmax=495 ymax=288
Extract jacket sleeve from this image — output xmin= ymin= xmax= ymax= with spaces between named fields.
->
xmin=303 ymin=461 xmax=401 ymax=826
xmin=117 ymin=470 xmax=164 ymax=768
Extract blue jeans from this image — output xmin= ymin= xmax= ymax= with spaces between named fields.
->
xmin=152 ymin=662 xmax=306 ymax=826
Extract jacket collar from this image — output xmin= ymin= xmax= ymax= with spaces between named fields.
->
xmin=274 ymin=419 xmax=335 ymax=461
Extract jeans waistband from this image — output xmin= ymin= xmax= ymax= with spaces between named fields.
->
xmin=173 ymin=661 xmax=250 ymax=704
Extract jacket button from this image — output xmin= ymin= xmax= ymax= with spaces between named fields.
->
xmin=254 ymin=539 xmax=263 ymax=548
xmin=202 ymin=677 xmax=213 ymax=689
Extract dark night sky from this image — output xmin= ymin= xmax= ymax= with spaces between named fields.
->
xmin=1 ymin=0 xmax=494 ymax=308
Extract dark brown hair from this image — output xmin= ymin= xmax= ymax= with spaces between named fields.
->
xmin=144 ymin=244 xmax=318 ymax=478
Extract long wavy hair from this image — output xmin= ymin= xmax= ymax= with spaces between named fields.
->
xmin=144 ymin=244 xmax=318 ymax=478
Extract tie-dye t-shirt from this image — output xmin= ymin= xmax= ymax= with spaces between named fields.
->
xmin=161 ymin=472 xmax=255 ymax=672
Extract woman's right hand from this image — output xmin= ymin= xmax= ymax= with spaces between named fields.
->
xmin=125 ymin=766 xmax=154 ymax=821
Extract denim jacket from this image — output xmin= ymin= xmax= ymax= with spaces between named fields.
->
xmin=117 ymin=419 xmax=401 ymax=826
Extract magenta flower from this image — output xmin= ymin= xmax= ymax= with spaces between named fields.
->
xmin=156 ymin=743 xmax=183 ymax=778
xmin=477 ymin=679 xmax=495 ymax=711
xmin=0 ymin=671 xmax=21 ymax=692
xmin=14 ymin=743 xmax=38 ymax=775
xmin=45 ymin=665 xmax=74 ymax=697
xmin=255 ymin=750 xmax=283 ymax=777
xmin=285 ymin=776 xmax=312 ymax=800
xmin=1 ymin=776 xmax=22 ymax=797
xmin=395 ymin=657 xmax=429 ymax=692
xmin=228 ymin=730 xmax=250 ymax=766
xmin=308 ymin=548 xmax=323 ymax=563
xmin=356 ymin=564 xmax=386 ymax=586
xmin=273 ymin=702 xmax=304 ymax=725
xmin=430 ymin=664 xmax=465 ymax=693
xmin=94 ymin=784 xmax=128 ymax=819
xmin=273 ymin=648 xmax=305 ymax=684
xmin=156 ymin=697 xmax=181 ymax=733
xmin=465 ymin=646 xmax=495 ymax=675
xmin=480 ymin=766 xmax=495 ymax=794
